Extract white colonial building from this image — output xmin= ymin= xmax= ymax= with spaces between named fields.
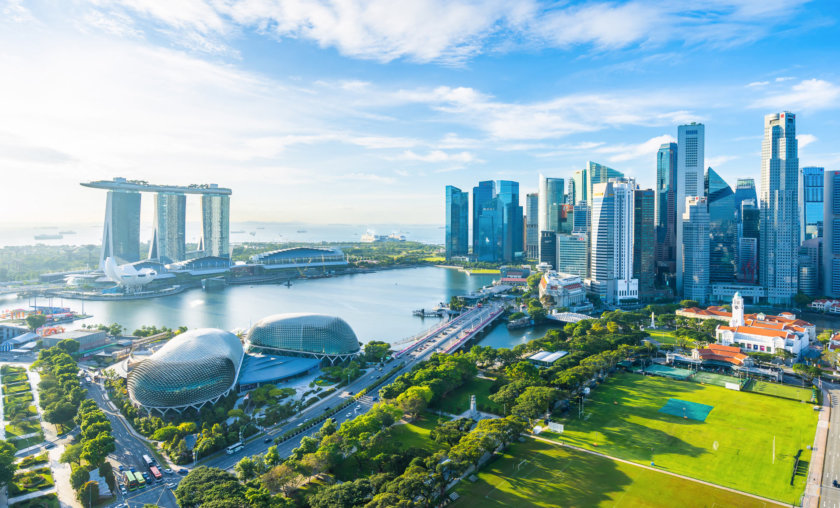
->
xmin=715 ymin=293 xmax=814 ymax=358
xmin=539 ymin=272 xmax=588 ymax=309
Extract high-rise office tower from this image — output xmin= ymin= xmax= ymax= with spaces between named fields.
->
xmin=476 ymin=197 xmax=501 ymax=262
xmin=497 ymin=180 xmax=523 ymax=262
xmin=798 ymin=243 xmax=819 ymax=296
xmin=737 ymin=199 xmax=760 ymax=284
xmin=801 ymin=166 xmax=824 ymax=241
xmin=525 ymin=193 xmax=539 ymax=260
xmin=571 ymin=169 xmax=586 ymax=205
xmin=572 ymin=201 xmax=589 ymax=233
xmin=201 ymin=193 xmax=230 ymax=258
xmin=655 ymin=142 xmax=678 ymax=289
xmin=587 ymin=161 xmax=623 ymax=206
xmin=538 ymin=175 xmax=564 ymax=260
xmin=801 ymin=237 xmax=823 ymax=294
xmin=556 ymin=233 xmax=588 ymax=278
xmin=539 ymin=231 xmax=557 ymax=268
xmin=588 ymin=178 xmax=637 ymax=304
xmin=100 ymin=190 xmax=141 ymax=267
xmin=149 ymin=192 xmax=186 ymax=263
xmin=472 ymin=180 xmax=495 ymax=256
xmin=734 ymin=178 xmax=757 ymax=221
xmin=675 ymin=123 xmax=705 ymax=295
xmin=682 ymin=196 xmax=710 ymax=304
xmin=634 ymin=188 xmax=655 ymax=299
xmin=445 ymin=186 xmax=469 ymax=259
xmin=706 ymin=167 xmax=737 ymax=283
xmin=823 ymin=171 xmax=840 ymax=297
xmin=760 ymin=112 xmax=799 ymax=304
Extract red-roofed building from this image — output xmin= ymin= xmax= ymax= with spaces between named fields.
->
xmin=713 ymin=293 xmax=812 ymax=358
xmin=692 ymin=344 xmax=750 ymax=366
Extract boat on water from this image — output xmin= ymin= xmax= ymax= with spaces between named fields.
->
xmin=256 ymin=226 xmax=265 ymax=229
xmin=34 ymin=234 xmax=63 ymax=240
xmin=58 ymin=230 xmax=76 ymax=234
xmin=296 ymin=230 xmax=307 ymax=233
xmin=249 ymin=232 xmax=256 ymax=236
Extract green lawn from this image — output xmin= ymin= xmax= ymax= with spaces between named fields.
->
xmin=6 ymin=420 xmax=42 ymax=437
xmin=646 ymin=329 xmax=679 ymax=345
xmin=390 ymin=420 xmax=444 ymax=453
xmin=8 ymin=467 xmax=54 ymax=496
xmin=11 ymin=433 xmax=45 ymax=451
xmin=431 ymin=377 xmax=502 ymax=415
xmin=746 ymin=380 xmax=814 ymax=402
xmin=3 ymin=382 xmax=31 ymax=394
xmin=553 ymin=372 xmax=817 ymax=504
xmin=17 ymin=452 xmax=49 ymax=469
xmin=10 ymin=492 xmax=59 ymax=508
xmin=5 ymin=392 xmax=34 ymax=405
xmin=452 ymin=439 xmax=770 ymax=507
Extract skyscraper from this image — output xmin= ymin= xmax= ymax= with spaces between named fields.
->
xmin=675 ymin=123 xmax=705 ymax=295
xmin=476 ymin=197 xmax=501 ymax=262
xmin=706 ymin=167 xmax=736 ymax=283
xmin=445 ymin=186 xmax=469 ymax=259
xmin=539 ymin=231 xmax=557 ymax=268
xmin=682 ymin=196 xmax=710 ymax=304
xmin=100 ymin=190 xmax=141 ymax=267
xmin=634 ymin=188 xmax=655 ymax=299
xmin=586 ymin=161 xmax=623 ymax=206
xmin=760 ymin=112 xmax=799 ymax=304
xmin=497 ymin=180 xmax=523 ymax=262
xmin=149 ymin=192 xmax=186 ymax=263
xmin=538 ymin=175 xmax=564 ymax=260
xmin=823 ymin=171 xmax=840 ymax=297
xmin=525 ymin=193 xmax=539 ymax=260
xmin=556 ymin=233 xmax=588 ymax=278
xmin=472 ymin=180 xmax=495 ymax=255
xmin=655 ymin=142 xmax=678 ymax=288
xmin=588 ymin=178 xmax=637 ymax=305
xmin=801 ymin=166 xmax=824 ymax=241
xmin=733 ymin=178 xmax=757 ymax=220
xmin=571 ymin=169 xmax=586 ymax=205
xmin=201 ymin=193 xmax=230 ymax=258
xmin=738 ymin=199 xmax=759 ymax=284
xmin=572 ymin=201 xmax=589 ymax=233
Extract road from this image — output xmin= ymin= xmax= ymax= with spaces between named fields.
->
xmin=86 ymin=381 xmax=179 ymax=508
xmin=820 ymin=382 xmax=840 ymax=508
xmin=206 ymin=303 xmax=504 ymax=471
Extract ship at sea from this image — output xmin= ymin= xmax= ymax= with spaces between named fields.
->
xmin=34 ymin=234 xmax=63 ymax=240
xmin=58 ymin=230 xmax=76 ymax=234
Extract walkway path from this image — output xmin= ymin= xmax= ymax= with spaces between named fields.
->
xmin=529 ymin=434 xmax=790 ymax=507
xmin=7 ymin=486 xmax=57 ymax=504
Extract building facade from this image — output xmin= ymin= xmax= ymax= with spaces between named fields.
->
xmin=472 ymin=180 xmax=495 ymax=255
xmin=525 ymin=193 xmax=539 ymax=260
xmin=556 ymin=233 xmax=588 ymax=279
xmin=824 ymin=171 xmax=840 ymax=297
xmin=706 ymin=167 xmax=737 ymax=283
xmin=633 ymin=188 xmax=655 ymax=299
xmin=149 ymin=192 xmax=186 ymax=263
xmin=655 ymin=142 xmax=678 ymax=289
xmin=801 ymin=166 xmax=824 ymax=242
xmin=201 ymin=193 xmax=230 ymax=258
xmin=676 ymin=123 xmax=705 ymax=295
xmin=538 ymin=175 xmax=565 ymax=235
xmin=682 ymin=196 xmax=710 ymax=304
xmin=760 ymin=112 xmax=799 ymax=304
xmin=539 ymin=231 xmax=557 ymax=268
xmin=497 ymin=180 xmax=524 ymax=262
xmin=445 ymin=185 xmax=469 ymax=259
xmin=738 ymin=199 xmax=760 ymax=283
xmin=100 ymin=190 xmax=141 ymax=267
xmin=587 ymin=178 xmax=638 ymax=304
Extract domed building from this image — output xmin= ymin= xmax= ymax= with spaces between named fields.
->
xmin=127 ymin=328 xmax=244 ymax=415
xmin=245 ymin=313 xmax=360 ymax=363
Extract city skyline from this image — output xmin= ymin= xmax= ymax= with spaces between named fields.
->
xmin=2 ymin=1 xmax=840 ymax=226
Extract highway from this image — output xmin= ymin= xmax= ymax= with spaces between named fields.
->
xmin=205 ymin=302 xmax=504 ymax=471
xmin=820 ymin=382 xmax=840 ymax=508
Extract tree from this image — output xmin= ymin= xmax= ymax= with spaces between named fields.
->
xmin=25 ymin=314 xmax=47 ymax=331
xmin=364 ymin=341 xmax=391 ymax=363
xmin=81 ymin=433 xmax=116 ymax=468
xmin=449 ymin=296 xmax=464 ymax=311
xmin=175 ymin=467 xmax=247 ymax=507
xmin=793 ymin=292 xmax=813 ymax=308
xmin=57 ymin=339 xmax=80 ymax=355
xmin=264 ymin=445 xmax=280 ymax=467
xmin=511 ymin=386 xmax=559 ymax=422
xmin=78 ymin=480 xmax=99 ymax=507
xmin=309 ymin=478 xmax=373 ymax=508
xmin=45 ymin=401 xmax=77 ymax=427
xmin=234 ymin=456 xmax=257 ymax=480
xmin=0 ymin=440 xmax=17 ymax=490
xmin=60 ymin=443 xmax=84 ymax=465
xmin=504 ymin=361 xmax=539 ymax=381
xmin=70 ymin=465 xmax=91 ymax=490
xmin=108 ymin=323 xmax=124 ymax=336
xmin=679 ymin=300 xmax=699 ymax=308
xmin=430 ymin=418 xmax=475 ymax=447
xmin=793 ymin=363 xmax=817 ymax=386
xmin=262 ymin=463 xmax=300 ymax=496
xmin=396 ymin=386 xmax=433 ymax=419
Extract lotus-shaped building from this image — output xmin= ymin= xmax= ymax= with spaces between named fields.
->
xmin=245 ymin=313 xmax=360 ymax=363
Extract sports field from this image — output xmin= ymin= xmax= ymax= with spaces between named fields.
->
xmin=745 ymin=380 xmax=814 ymax=402
xmin=554 ymin=372 xmax=817 ymax=504
xmin=452 ymin=439 xmax=772 ymax=507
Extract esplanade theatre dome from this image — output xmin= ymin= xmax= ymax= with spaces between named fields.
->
xmin=245 ymin=313 xmax=360 ymax=362
xmin=127 ymin=328 xmax=244 ymax=414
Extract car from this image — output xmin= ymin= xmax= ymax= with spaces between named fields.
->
xmin=346 ymin=412 xmax=352 ymax=417
xmin=296 ymin=423 xmax=303 ymax=428
xmin=178 ymin=469 xmax=189 ymax=475
xmin=44 ymin=442 xmax=55 ymax=449
xmin=264 ymin=437 xmax=272 ymax=443
xmin=118 ymin=465 xmax=125 ymax=472
xmin=129 ymin=467 xmax=136 ymax=473
xmin=348 ymin=391 xmax=354 ymax=395
xmin=164 ymin=468 xmax=173 ymax=474
xmin=120 ymin=487 xmax=127 ymax=495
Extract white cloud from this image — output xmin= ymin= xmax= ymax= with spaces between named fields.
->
xmin=751 ymin=79 xmax=840 ymax=111
xmin=747 ymin=81 xmax=769 ymax=87
xmin=798 ymin=134 xmax=818 ymax=148
xmin=594 ymin=134 xmax=676 ymax=163
xmin=398 ymin=150 xmax=479 ymax=163
xmin=706 ymin=155 xmax=739 ymax=168
xmin=89 ymin=0 xmax=812 ymax=64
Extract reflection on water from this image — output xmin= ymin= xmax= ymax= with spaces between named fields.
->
xmin=6 ymin=267 xmax=552 ymax=349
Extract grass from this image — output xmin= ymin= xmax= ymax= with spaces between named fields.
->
xmin=10 ymin=493 xmax=59 ymax=508
xmin=553 ymin=372 xmax=817 ymax=504
xmin=17 ymin=452 xmax=49 ymax=469
xmin=390 ymin=419 xmax=445 ymax=453
xmin=8 ymin=467 xmax=54 ymax=496
xmin=423 ymin=256 xmax=447 ymax=263
xmin=431 ymin=377 xmax=502 ymax=415
xmin=466 ymin=268 xmax=501 ymax=274
xmin=2 ymin=373 xmax=29 ymax=384
xmin=1 ymin=365 xmax=26 ymax=376
xmin=5 ymin=392 xmax=34 ymax=405
xmin=11 ymin=433 xmax=45 ymax=451
xmin=3 ymin=382 xmax=31 ymax=394
xmin=746 ymin=380 xmax=814 ymax=402
xmin=452 ymin=439 xmax=771 ymax=507
xmin=645 ymin=329 xmax=678 ymax=345
xmin=6 ymin=420 xmax=42 ymax=437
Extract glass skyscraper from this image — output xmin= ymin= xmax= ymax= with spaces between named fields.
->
xmin=497 ymin=180 xmax=523 ymax=262
xmin=100 ymin=190 xmax=141 ymax=267
xmin=706 ymin=167 xmax=736 ymax=283
xmin=823 ymin=171 xmax=840 ymax=297
xmin=525 ymin=193 xmax=539 ymax=260
xmin=655 ymin=142 xmax=678 ymax=288
xmin=733 ymin=178 xmax=757 ymax=220
xmin=676 ymin=123 xmax=705 ymax=296
xmin=149 ymin=192 xmax=186 ymax=263
xmin=445 ymin=186 xmax=469 ymax=259
xmin=682 ymin=196 xmax=710 ymax=304
xmin=801 ymin=166 xmax=824 ymax=242
xmin=738 ymin=199 xmax=759 ymax=284
xmin=556 ymin=233 xmax=587 ymax=278
xmin=634 ymin=188 xmax=655 ymax=298
xmin=760 ymin=112 xmax=799 ymax=304
xmin=589 ymin=178 xmax=637 ymax=304
xmin=472 ymin=180 xmax=495 ymax=255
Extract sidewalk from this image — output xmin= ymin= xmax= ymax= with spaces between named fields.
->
xmin=7 ymin=486 xmax=57 ymax=504
xmin=802 ymin=384 xmax=831 ymax=508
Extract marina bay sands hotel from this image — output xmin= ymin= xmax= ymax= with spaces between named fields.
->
xmin=81 ymin=178 xmax=232 ymax=268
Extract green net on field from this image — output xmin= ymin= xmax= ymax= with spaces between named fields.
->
xmin=636 ymin=364 xmax=693 ymax=380
xmin=659 ymin=398 xmax=714 ymax=422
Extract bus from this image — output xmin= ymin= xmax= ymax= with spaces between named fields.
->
xmin=136 ymin=472 xmax=146 ymax=488
xmin=123 ymin=471 xmax=138 ymax=491
xmin=226 ymin=442 xmax=244 ymax=455
xmin=149 ymin=466 xmax=163 ymax=482
xmin=142 ymin=454 xmax=155 ymax=468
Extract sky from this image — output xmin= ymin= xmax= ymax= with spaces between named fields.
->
xmin=1 ymin=0 xmax=839 ymax=227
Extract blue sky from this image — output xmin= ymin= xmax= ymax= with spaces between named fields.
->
xmin=1 ymin=0 xmax=839 ymax=226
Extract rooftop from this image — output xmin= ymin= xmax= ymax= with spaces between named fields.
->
xmin=238 ymin=354 xmax=321 ymax=386
xmin=529 ymin=350 xmax=568 ymax=363
xmin=81 ymin=177 xmax=231 ymax=195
